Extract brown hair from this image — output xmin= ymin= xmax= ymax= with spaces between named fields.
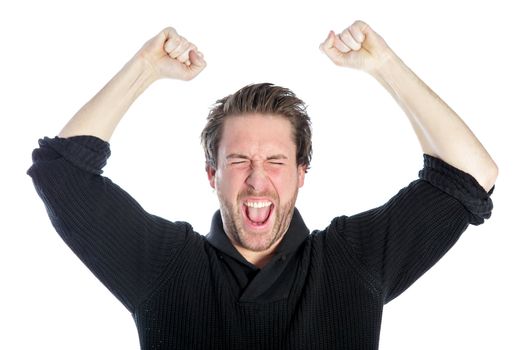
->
xmin=201 ymin=83 xmax=312 ymax=171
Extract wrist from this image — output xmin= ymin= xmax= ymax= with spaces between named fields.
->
xmin=129 ymin=52 xmax=161 ymax=86
xmin=368 ymin=48 xmax=402 ymax=80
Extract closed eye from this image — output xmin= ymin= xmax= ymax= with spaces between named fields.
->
xmin=226 ymin=153 xmax=250 ymax=166
xmin=267 ymin=154 xmax=288 ymax=165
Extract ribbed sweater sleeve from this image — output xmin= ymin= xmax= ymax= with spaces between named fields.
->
xmin=27 ymin=135 xmax=192 ymax=313
xmin=333 ymin=154 xmax=495 ymax=304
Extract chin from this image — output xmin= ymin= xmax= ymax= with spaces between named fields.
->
xmin=238 ymin=230 xmax=279 ymax=252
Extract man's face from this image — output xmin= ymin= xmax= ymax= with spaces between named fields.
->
xmin=207 ymin=113 xmax=306 ymax=255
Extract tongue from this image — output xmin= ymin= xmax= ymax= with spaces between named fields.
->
xmin=246 ymin=206 xmax=271 ymax=224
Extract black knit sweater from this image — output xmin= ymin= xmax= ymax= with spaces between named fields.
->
xmin=27 ymin=135 xmax=494 ymax=349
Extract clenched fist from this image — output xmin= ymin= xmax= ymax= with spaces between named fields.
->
xmin=136 ymin=27 xmax=206 ymax=81
xmin=320 ymin=20 xmax=394 ymax=74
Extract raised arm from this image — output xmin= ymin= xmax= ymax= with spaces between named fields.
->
xmin=59 ymin=27 xmax=206 ymax=140
xmin=28 ymin=27 xmax=206 ymax=313
xmin=319 ymin=20 xmax=498 ymax=192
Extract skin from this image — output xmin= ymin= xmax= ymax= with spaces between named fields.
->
xmin=58 ymin=27 xmax=206 ymax=141
xmin=58 ymin=20 xmax=498 ymax=267
xmin=319 ymin=21 xmax=498 ymax=192
xmin=207 ymin=114 xmax=306 ymax=267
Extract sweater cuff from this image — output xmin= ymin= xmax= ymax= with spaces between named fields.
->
xmin=418 ymin=153 xmax=494 ymax=225
xmin=36 ymin=135 xmax=111 ymax=175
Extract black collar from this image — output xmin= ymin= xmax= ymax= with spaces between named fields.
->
xmin=205 ymin=208 xmax=310 ymax=268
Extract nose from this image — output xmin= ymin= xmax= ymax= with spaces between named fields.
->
xmin=245 ymin=162 xmax=269 ymax=193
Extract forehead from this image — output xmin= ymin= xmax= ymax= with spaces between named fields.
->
xmin=219 ymin=113 xmax=295 ymax=156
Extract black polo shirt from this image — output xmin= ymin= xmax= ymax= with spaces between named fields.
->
xmin=206 ymin=209 xmax=310 ymax=303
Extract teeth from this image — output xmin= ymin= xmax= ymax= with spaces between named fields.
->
xmin=244 ymin=201 xmax=272 ymax=208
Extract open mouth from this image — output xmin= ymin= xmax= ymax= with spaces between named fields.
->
xmin=243 ymin=200 xmax=274 ymax=227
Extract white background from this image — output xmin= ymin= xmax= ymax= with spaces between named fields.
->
xmin=2 ymin=0 xmax=524 ymax=349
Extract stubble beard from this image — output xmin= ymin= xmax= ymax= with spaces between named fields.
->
xmin=219 ymin=188 xmax=298 ymax=252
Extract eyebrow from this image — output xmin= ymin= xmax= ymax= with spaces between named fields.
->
xmin=226 ymin=154 xmax=250 ymax=160
xmin=267 ymin=154 xmax=288 ymax=160
xmin=226 ymin=153 xmax=289 ymax=160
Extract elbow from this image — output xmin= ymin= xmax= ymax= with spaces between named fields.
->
xmin=479 ymin=164 xmax=498 ymax=193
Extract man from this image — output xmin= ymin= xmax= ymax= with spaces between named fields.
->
xmin=28 ymin=20 xmax=497 ymax=349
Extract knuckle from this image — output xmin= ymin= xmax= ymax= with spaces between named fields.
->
xmin=165 ymin=39 xmax=179 ymax=52
xmin=349 ymin=27 xmax=360 ymax=40
xmin=164 ymin=42 xmax=173 ymax=52
xmin=162 ymin=26 xmax=178 ymax=38
xmin=172 ymin=37 xmax=181 ymax=46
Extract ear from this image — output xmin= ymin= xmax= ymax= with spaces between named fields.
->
xmin=206 ymin=165 xmax=217 ymax=189
xmin=297 ymin=165 xmax=307 ymax=188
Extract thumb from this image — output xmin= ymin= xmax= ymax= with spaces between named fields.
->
xmin=188 ymin=49 xmax=206 ymax=71
xmin=319 ymin=30 xmax=336 ymax=52
xmin=320 ymin=31 xmax=344 ymax=65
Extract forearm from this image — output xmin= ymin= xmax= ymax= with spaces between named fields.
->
xmin=58 ymin=55 xmax=156 ymax=141
xmin=371 ymin=52 xmax=498 ymax=192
